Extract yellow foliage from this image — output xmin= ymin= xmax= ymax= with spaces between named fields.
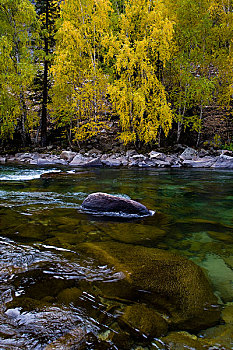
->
xmin=108 ymin=0 xmax=174 ymax=145
xmin=0 ymin=0 xmax=39 ymax=139
xmin=50 ymin=0 xmax=113 ymax=142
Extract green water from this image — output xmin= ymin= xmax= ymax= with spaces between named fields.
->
xmin=0 ymin=165 xmax=233 ymax=349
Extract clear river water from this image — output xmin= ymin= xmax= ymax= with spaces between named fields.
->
xmin=0 ymin=165 xmax=232 ymax=349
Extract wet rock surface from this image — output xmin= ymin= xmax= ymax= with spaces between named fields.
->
xmin=161 ymin=331 xmax=209 ymax=350
xmin=80 ymin=241 xmax=220 ymax=331
xmin=120 ymin=304 xmax=168 ymax=338
xmin=81 ymin=192 xmax=151 ymax=216
xmin=198 ymin=324 xmax=233 ymax=349
xmin=45 ymin=327 xmax=86 ymax=349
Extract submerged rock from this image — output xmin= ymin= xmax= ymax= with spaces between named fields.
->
xmin=81 ymin=192 xmax=151 ymax=216
xmin=222 ymin=302 xmax=233 ymax=324
xmin=198 ymin=324 xmax=233 ymax=349
xmin=161 ymin=331 xmax=210 ymax=350
xmin=200 ymin=254 xmax=233 ymax=302
xmin=80 ymin=242 xmax=220 ymax=331
xmin=41 ymin=172 xmax=67 ymax=179
xmin=120 ymin=304 xmax=168 ymax=338
xmin=45 ymin=327 xmax=86 ymax=349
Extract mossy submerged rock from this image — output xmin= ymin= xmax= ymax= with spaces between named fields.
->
xmin=57 ymin=287 xmax=82 ymax=305
xmin=81 ymin=192 xmax=151 ymax=216
xmin=80 ymin=242 xmax=220 ymax=331
xmin=160 ymin=331 xmax=209 ymax=350
xmin=198 ymin=324 xmax=233 ymax=349
xmin=222 ymin=302 xmax=233 ymax=324
xmin=120 ymin=304 xmax=168 ymax=338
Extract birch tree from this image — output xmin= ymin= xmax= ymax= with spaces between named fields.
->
xmin=50 ymin=0 xmax=113 ymax=144
xmin=0 ymin=0 xmax=39 ymax=144
xmin=108 ymin=0 xmax=174 ymax=146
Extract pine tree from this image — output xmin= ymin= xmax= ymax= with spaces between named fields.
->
xmin=34 ymin=0 xmax=60 ymax=146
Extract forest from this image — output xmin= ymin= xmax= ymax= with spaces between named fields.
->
xmin=0 ymin=0 xmax=233 ymax=151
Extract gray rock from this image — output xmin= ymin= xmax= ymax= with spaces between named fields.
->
xmin=37 ymin=156 xmax=67 ymax=166
xmin=37 ymin=158 xmax=54 ymax=166
xmin=7 ymin=156 xmax=16 ymax=163
xmin=60 ymin=151 xmax=77 ymax=162
xmin=164 ymin=155 xmax=179 ymax=165
xmin=82 ymin=158 xmax=102 ymax=167
xmin=128 ymin=160 xmax=138 ymax=167
xmin=0 ymin=157 xmax=6 ymax=163
xmin=152 ymin=159 xmax=171 ymax=167
xmin=180 ymin=147 xmax=198 ymax=161
xmin=102 ymin=158 xmax=122 ymax=167
xmin=54 ymin=158 xmax=68 ymax=165
xmin=132 ymin=154 xmax=147 ymax=161
xmin=221 ymin=150 xmax=233 ymax=157
xmin=171 ymin=162 xmax=182 ymax=168
xmin=69 ymin=154 xmax=88 ymax=166
xmin=120 ymin=157 xmax=129 ymax=166
xmin=14 ymin=153 xmax=37 ymax=163
xmin=198 ymin=149 xmax=210 ymax=158
xmin=211 ymin=155 xmax=233 ymax=169
xmin=69 ymin=154 xmax=103 ymax=167
xmin=182 ymin=157 xmax=216 ymax=168
xmin=138 ymin=161 xmax=153 ymax=167
xmin=126 ymin=150 xmax=138 ymax=158
xmin=148 ymin=151 xmax=166 ymax=161
xmin=29 ymin=160 xmax=38 ymax=165
xmin=81 ymin=192 xmax=151 ymax=216
xmin=86 ymin=148 xmax=102 ymax=157
xmin=100 ymin=154 xmax=108 ymax=160
xmin=39 ymin=153 xmax=50 ymax=158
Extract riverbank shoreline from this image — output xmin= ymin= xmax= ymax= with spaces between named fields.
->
xmin=1 ymin=147 xmax=233 ymax=169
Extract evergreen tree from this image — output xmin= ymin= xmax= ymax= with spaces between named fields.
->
xmin=34 ymin=0 xmax=59 ymax=146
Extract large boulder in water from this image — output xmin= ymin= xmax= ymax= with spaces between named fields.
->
xmin=80 ymin=242 xmax=220 ymax=331
xmin=81 ymin=192 xmax=151 ymax=216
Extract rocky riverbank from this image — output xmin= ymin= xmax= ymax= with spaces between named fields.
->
xmin=1 ymin=147 xmax=233 ymax=169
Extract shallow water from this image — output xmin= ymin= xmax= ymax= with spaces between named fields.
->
xmin=0 ymin=165 xmax=233 ymax=349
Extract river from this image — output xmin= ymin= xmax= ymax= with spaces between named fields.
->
xmin=0 ymin=165 xmax=232 ymax=349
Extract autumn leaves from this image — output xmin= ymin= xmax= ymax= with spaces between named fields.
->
xmin=0 ymin=0 xmax=233 ymax=147
xmin=51 ymin=0 xmax=174 ymax=145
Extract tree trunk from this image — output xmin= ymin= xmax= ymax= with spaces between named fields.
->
xmin=196 ymin=104 xmax=203 ymax=147
xmin=177 ymin=82 xmax=188 ymax=143
xmin=18 ymin=91 xmax=28 ymax=146
xmin=177 ymin=122 xmax=182 ymax=143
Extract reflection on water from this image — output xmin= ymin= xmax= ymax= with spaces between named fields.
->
xmin=0 ymin=165 xmax=233 ymax=349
